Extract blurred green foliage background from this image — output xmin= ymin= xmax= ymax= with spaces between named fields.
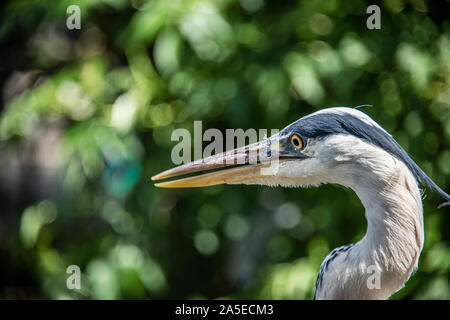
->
xmin=0 ymin=0 xmax=449 ymax=299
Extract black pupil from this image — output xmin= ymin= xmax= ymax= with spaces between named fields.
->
xmin=293 ymin=137 xmax=300 ymax=146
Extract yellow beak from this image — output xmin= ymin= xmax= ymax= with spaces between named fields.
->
xmin=152 ymin=138 xmax=282 ymax=188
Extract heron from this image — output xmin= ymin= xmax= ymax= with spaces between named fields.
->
xmin=151 ymin=107 xmax=450 ymax=300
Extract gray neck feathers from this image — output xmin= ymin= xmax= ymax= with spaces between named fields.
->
xmin=315 ymin=150 xmax=424 ymax=300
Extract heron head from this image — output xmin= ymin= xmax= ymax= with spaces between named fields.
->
xmin=152 ymin=107 xmax=450 ymax=207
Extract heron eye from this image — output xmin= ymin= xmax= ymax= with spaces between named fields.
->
xmin=290 ymin=134 xmax=304 ymax=149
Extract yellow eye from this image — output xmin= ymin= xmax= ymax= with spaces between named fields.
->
xmin=291 ymin=134 xmax=304 ymax=149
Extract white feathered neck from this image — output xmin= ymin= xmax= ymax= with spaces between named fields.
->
xmin=314 ymin=136 xmax=424 ymax=299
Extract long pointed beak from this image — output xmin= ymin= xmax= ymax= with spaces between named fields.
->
xmin=152 ymin=136 xmax=282 ymax=188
